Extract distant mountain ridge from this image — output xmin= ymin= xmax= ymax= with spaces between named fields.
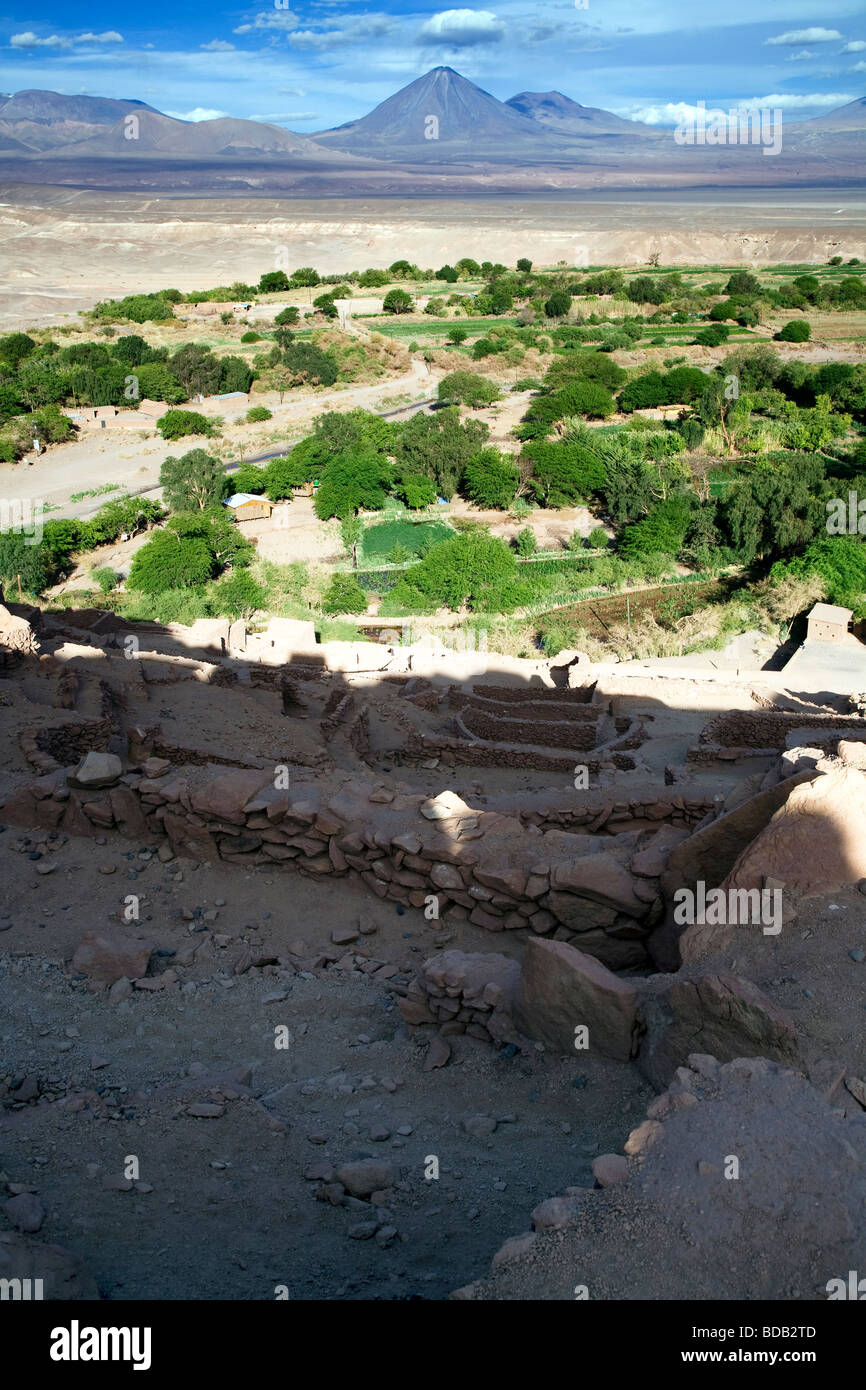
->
xmin=0 ymin=71 xmax=861 ymax=190
xmin=505 ymin=90 xmax=658 ymax=139
xmin=313 ymin=66 xmax=558 ymax=162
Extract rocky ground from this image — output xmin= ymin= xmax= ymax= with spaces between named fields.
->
xmin=0 ymin=828 xmax=652 ymax=1300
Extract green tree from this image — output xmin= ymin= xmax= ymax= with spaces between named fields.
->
xmin=313 ymin=449 xmax=393 ymax=520
xmin=544 ymin=290 xmax=572 ymax=318
xmin=725 ymin=271 xmax=761 ymax=296
xmin=167 ymin=509 xmax=254 ymax=570
xmin=723 ymin=457 xmax=825 ymax=563
xmin=258 ymin=271 xmax=291 ymax=293
xmin=274 ymin=306 xmax=300 ymax=326
xmin=516 ymin=258 xmax=532 ymax=273
xmin=394 ymin=473 xmax=436 ymax=509
xmin=160 ymin=449 xmax=227 ymax=510
xmin=282 ymin=343 xmax=338 ymax=387
xmin=134 ymin=362 xmax=185 ymax=403
xmin=169 ymin=343 xmax=222 ymax=397
xmin=394 ymin=407 xmax=488 ymax=499
xmin=0 ymin=333 xmax=36 ymax=367
xmin=383 ymin=289 xmax=414 ymax=314
xmin=357 ymin=268 xmax=389 ymax=287
xmin=211 ymin=570 xmax=266 ymax=619
xmin=128 ymin=532 xmax=216 ymax=593
xmin=400 ymin=531 xmax=517 ymax=610
xmin=621 ymin=495 xmax=693 ymax=559
xmin=462 ymin=448 xmax=520 ymax=509
xmin=322 ymin=573 xmax=368 ymax=614
xmin=341 ymin=515 xmax=362 ymax=568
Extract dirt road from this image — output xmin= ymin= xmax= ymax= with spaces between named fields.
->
xmin=0 ymin=356 xmax=438 ymax=522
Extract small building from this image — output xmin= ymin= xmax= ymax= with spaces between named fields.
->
xmin=137 ymin=399 xmax=164 ymax=419
xmin=806 ymin=602 xmax=853 ymax=643
xmin=225 ymin=493 xmax=273 ymax=522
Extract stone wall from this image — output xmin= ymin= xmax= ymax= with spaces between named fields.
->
xmin=0 ymin=761 xmax=709 ymax=971
xmin=699 ymin=709 xmax=865 ymax=750
xmin=455 ymin=707 xmax=601 ymax=751
xmin=398 ymin=950 xmax=520 ymax=1046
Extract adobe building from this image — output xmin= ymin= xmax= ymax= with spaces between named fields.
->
xmin=806 ymin=602 xmax=853 ymax=643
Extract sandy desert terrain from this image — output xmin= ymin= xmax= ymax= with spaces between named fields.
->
xmin=1 ymin=185 xmax=864 ymax=329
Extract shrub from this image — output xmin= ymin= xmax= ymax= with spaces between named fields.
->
xmin=241 ymin=331 xmax=261 ymax=343
xmin=0 ymin=531 xmax=51 ymax=594
xmin=246 ymin=405 xmax=272 ymax=423
xmin=91 ymin=566 xmax=117 ymax=593
xmin=515 ymin=527 xmax=537 ymax=556
xmin=157 ymin=409 xmax=217 ymax=440
xmin=776 ymin=320 xmax=811 ymax=343
xmin=544 ymin=290 xmax=572 ymax=318
xmin=438 ymin=371 xmax=500 ymax=408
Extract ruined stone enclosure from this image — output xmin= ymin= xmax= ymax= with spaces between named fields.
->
xmin=2 ymin=601 xmax=866 ymax=1302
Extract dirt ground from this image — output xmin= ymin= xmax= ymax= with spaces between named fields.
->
xmin=0 ymin=829 xmax=653 ymax=1301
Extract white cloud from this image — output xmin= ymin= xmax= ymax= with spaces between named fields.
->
xmin=10 ymin=28 xmax=123 ymax=49
xmin=77 ymin=31 xmax=124 ymax=44
xmin=201 ymin=40 xmax=235 ymax=52
xmin=289 ymin=16 xmax=393 ymax=49
xmin=842 ymin=40 xmax=866 ymax=52
xmin=10 ymin=32 xmax=74 ymax=49
xmin=164 ymin=107 xmax=228 ymax=121
xmin=248 ymin=110 xmax=317 ymax=121
xmin=766 ymin=28 xmax=843 ymax=46
xmin=853 ymin=60 xmax=866 ymax=71
xmin=786 ymin=49 xmax=812 ymax=62
xmin=232 ymin=11 xmax=299 ymax=35
xmin=620 ymin=92 xmax=855 ymax=124
xmin=418 ymin=9 xmax=505 ymax=48
xmin=743 ymin=91 xmax=855 ymax=109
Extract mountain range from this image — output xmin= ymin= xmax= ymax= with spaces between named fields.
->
xmin=0 ymin=67 xmax=862 ymax=192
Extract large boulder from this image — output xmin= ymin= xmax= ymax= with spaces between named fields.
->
xmin=514 ymin=937 xmax=643 ymax=1061
xmin=723 ymin=766 xmax=866 ymax=899
xmin=652 ymin=768 xmax=817 ymax=969
xmin=68 ymin=752 xmax=123 ymax=790
xmin=70 ymin=932 xmax=154 ymax=985
xmin=189 ymin=766 xmax=275 ymax=826
xmin=636 ymin=972 xmax=799 ymax=1087
xmin=550 ymin=853 xmax=645 ymax=917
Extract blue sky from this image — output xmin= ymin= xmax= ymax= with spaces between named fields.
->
xmin=1 ymin=2 xmax=864 ymax=129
